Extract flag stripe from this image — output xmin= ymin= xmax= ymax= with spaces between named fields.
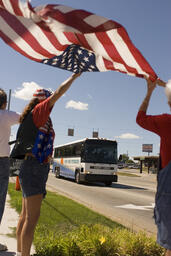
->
xmin=41 ymin=25 xmax=67 ymax=52
xmin=95 ymin=31 xmax=131 ymax=74
xmin=47 ymin=22 xmax=71 ymax=46
xmin=85 ymin=33 xmax=119 ymax=69
xmin=84 ymin=14 xmax=108 ymax=27
xmin=10 ymin=0 xmax=23 ymax=16
xmin=18 ymin=1 xmax=32 ymax=18
xmin=45 ymin=7 xmax=94 ymax=33
xmin=102 ymin=58 xmax=115 ymax=71
xmin=75 ymin=33 xmax=93 ymax=52
xmin=48 ymin=15 xmax=81 ymax=33
xmin=94 ymin=55 xmax=108 ymax=71
xmin=107 ymin=29 xmax=147 ymax=77
xmin=117 ymin=28 xmax=155 ymax=78
xmin=1 ymin=0 xmax=14 ymax=15
xmin=4 ymin=14 xmax=54 ymax=58
xmin=0 ymin=15 xmax=47 ymax=60
xmin=0 ymin=29 xmax=41 ymax=62
xmin=53 ymin=5 xmax=75 ymax=14
xmin=0 ymin=0 xmax=4 ymax=8
xmin=17 ymin=17 xmax=61 ymax=56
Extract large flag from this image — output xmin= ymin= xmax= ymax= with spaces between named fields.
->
xmin=0 ymin=1 xmax=157 ymax=80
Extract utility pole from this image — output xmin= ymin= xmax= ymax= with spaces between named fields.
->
xmin=8 ymin=89 xmax=11 ymax=110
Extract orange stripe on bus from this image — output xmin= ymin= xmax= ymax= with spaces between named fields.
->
xmin=61 ymin=158 xmax=63 ymax=164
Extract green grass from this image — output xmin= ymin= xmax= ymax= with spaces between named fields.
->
xmin=118 ymin=172 xmax=140 ymax=177
xmin=8 ymin=182 xmax=122 ymax=235
xmin=8 ymin=183 xmax=165 ymax=256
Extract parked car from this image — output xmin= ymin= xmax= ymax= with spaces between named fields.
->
xmin=118 ymin=163 xmax=124 ymax=169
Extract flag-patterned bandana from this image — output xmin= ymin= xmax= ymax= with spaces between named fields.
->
xmin=33 ymin=89 xmax=53 ymax=102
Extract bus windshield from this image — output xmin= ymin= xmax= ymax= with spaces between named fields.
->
xmin=83 ymin=140 xmax=117 ymax=164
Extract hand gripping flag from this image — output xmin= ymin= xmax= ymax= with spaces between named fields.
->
xmin=0 ymin=1 xmax=157 ymax=81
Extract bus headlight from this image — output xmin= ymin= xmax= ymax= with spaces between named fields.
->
xmin=85 ymin=170 xmax=93 ymax=174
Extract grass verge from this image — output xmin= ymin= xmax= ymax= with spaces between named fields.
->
xmin=118 ymin=172 xmax=140 ymax=177
xmin=8 ymin=183 xmax=165 ymax=256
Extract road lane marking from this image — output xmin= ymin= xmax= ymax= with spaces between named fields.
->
xmin=115 ymin=203 xmax=155 ymax=211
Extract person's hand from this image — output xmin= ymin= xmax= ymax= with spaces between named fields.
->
xmin=144 ymin=77 xmax=157 ymax=93
xmin=72 ymin=72 xmax=82 ymax=79
xmin=156 ymin=78 xmax=166 ymax=87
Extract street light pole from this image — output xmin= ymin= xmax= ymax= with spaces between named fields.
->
xmin=8 ymin=89 xmax=11 ymax=110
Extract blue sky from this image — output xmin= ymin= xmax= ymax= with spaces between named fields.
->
xmin=1 ymin=0 xmax=171 ymax=158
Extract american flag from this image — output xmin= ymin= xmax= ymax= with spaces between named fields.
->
xmin=0 ymin=0 xmax=157 ymax=80
xmin=32 ymin=130 xmax=54 ymax=163
xmin=32 ymin=117 xmax=54 ymax=163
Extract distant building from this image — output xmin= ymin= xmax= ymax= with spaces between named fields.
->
xmin=133 ymin=155 xmax=159 ymax=174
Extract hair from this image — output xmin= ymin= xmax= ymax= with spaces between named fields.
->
xmin=19 ymin=98 xmax=39 ymax=123
xmin=165 ymin=80 xmax=171 ymax=103
xmin=0 ymin=88 xmax=7 ymax=109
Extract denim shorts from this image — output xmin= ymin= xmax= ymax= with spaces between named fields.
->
xmin=19 ymin=157 xmax=50 ymax=198
xmin=154 ymin=161 xmax=171 ymax=250
xmin=155 ymin=206 xmax=171 ymax=250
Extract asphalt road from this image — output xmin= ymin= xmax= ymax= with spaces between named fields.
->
xmin=47 ymin=169 xmax=157 ymax=236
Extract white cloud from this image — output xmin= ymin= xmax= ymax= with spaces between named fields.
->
xmin=116 ymin=133 xmax=140 ymax=139
xmin=13 ymin=82 xmax=42 ymax=101
xmin=65 ymin=100 xmax=88 ymax=111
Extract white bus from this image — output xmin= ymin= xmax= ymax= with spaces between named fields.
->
xmin=53 ymin=138 xmax=118 ymax=186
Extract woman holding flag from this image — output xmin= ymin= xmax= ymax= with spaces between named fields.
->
xmin=10 ymin=73 xmax=81 ymax=256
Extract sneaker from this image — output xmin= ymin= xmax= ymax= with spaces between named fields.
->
xmin=0 ymin=243 xmax=7 ymax=251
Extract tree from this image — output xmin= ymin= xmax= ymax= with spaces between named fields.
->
xmin=118 ymin=154 xmax=129 ymax=163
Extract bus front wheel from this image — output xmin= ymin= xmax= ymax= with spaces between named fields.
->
xmin=75 ymin=171 xmax=81 ymax=184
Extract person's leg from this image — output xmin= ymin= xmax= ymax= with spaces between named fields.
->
xmin=0 ymin=158 xmax=9 ymax=251
xmin=0 ymin=158 xmax=10 ymax=223
xmin=16 ymin=198 xmax=26 ymax=253
xmin=166 ymin=250 xmax=171 ymax=256
xmin=20 ymin=194 xmax=43 ymax=256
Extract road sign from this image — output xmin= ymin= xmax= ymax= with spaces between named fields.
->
xmin=142 ymin=144 xmax=153 ymax=153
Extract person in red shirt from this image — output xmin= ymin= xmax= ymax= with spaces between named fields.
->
xmin=136 ymin=78 xmax=171 ymax=256
xmin=136 ymin=79 xmax=171 ymax=170
xmin=12 ymin=73 xmax=81 ymax=256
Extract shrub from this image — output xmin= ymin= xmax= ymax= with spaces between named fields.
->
xmin=33 ymin=224 xmax=165 ymax=256
xmin=116 ymin=228 xmax=165 ymax=256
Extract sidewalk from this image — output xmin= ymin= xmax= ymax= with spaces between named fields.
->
xmin=118 ymin=168 xmax=157 ymax=180
xmin=0 ymin=194 xmax=35 ymax=256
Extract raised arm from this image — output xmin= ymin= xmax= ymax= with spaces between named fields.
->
xmin=49 ymin=73 xmax=81 ymax=108
xmin=138 ymin=78 xmax=157 ymax=113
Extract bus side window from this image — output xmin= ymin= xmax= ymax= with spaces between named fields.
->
xmin=75 ymin=145 xmax=81 ymax=156
xmin=80 ymin=144 xmax=85 ymax=160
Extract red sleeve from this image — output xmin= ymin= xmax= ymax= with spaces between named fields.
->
xmin=136 ymin=111 xmax=162 ymax=135
xmin=32 ymin=98 xmax=52 ymax=128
